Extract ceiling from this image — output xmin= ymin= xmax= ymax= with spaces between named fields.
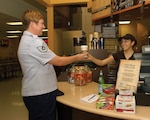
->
xmin=0 ymin=0 xmax=83 ymax=39
xmin=0 ymin=0 xmax=87 ymax=39
xmin=1 ymin=1 xmax=150 ymax=39
xmin=0 ymin=0 xmax=47 ymax=39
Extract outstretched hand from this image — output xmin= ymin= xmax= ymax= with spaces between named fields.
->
xmin=76 ymin=52 xmax=88 ymax=61
xmin=87 ymin=53 xmax=94 ymax=61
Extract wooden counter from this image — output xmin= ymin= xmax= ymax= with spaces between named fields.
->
xmin=57 ymin=81 xmax=150 ymax=120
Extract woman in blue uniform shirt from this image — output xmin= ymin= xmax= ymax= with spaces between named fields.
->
xmin=18 ymin=9 xmax=88 ymax=120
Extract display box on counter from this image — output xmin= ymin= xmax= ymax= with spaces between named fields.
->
xmin=96 ymin=84 xmax=115 ymax=110
xmin=96 ymin=95 xmax=115 ymax=110
xmin=102 ymin=84 xmax=115 ymax=95
xmin=115 ymin=95 xmax=135 ymax=113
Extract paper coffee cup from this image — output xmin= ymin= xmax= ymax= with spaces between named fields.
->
xmin=81 ymin=45 xmax=88 ymax=52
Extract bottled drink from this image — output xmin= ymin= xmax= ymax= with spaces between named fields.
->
xmin=98 ymin=70 xmax=105 ymax=95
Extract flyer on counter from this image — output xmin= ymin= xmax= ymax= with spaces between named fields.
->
xmin=80 ymin=94 xmax=99 ymax=103
xmin=116 ymin=60 xmax=141 ymax=93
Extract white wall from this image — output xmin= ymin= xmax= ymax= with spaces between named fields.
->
xmin=0 ymin=0 xmax=46 ymax=19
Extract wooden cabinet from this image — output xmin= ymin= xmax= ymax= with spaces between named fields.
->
xmin=92 ymin=0 xmax=112 ymax=21
xmin=91 ymin=0 xmax=150 ymax=22
xmin=113 ymin=0 xmax=150 ymax=16
xmin=87 ymin=0 xmax=92 ymax=12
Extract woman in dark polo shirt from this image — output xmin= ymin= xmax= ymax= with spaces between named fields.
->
xmin=88 ymin=34 xmax=137 ymax=72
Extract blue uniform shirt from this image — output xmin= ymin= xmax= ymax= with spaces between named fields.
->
xmin=18 ymin=31 xmax=57 ymax=96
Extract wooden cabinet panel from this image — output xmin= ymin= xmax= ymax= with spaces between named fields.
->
xmin=92 ymin=0 xmax=111 ymax=11
xmin=87 ymin=0 xmax=92 ymax=10
xmin=92 ymin=0 xmax=111 ymax=21
xmin=91 ymin=0 xmax=150 ymax=21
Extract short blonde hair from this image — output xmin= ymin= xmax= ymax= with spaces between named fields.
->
xmin=22 ymin=9 xmax=44 ymax=29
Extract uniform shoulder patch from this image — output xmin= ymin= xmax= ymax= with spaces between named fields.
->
xmin=36 ymin=42 xmax=48 ymax=52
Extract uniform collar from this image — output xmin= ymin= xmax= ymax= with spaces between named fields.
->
xmin=23 ymin=31 xmax=38 ymax=39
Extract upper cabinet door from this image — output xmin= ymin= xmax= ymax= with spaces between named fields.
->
xmin=92 ymin=0 xmax=111 ymax=21
xmin=91 ymin=0 xmax=150 ymax=22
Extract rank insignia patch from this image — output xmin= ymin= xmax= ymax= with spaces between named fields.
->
xmin=37 ymin=42 xmax=48 ymax=52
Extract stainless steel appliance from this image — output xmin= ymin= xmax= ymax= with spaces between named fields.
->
xmin=134 ymin=46 xmax=150 ymax=106
xmin=134 ymin=47 xmax=150 ymax=79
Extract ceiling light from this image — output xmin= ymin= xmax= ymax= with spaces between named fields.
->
xmin=42 ymin=29 xmax=48 ymax=32
xmin=6 ymin=35 xmax=19 ymax=38
xmin=6 ymin=30 xmax=22 ymax=33
xmin=40 ymin=36 xmax=48 ymax=39
xmin=6 ymin=22 xmax=22 ymax=25
xmin=119 ymin=21 xmax=130 ymax=25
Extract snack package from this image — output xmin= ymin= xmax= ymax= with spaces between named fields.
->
xmin=102 ymin=84 xmax=115 ymax=95
xmin=96 ymin=95 xmax=115 ymax=110
xmin=115 ymin=95 xmax=135 ymax=113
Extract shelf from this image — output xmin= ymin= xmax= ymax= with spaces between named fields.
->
xmin=92 ymin=1 xmax=150 ymax=22
xmin=113 ymin=1 xmax=150 ymax=15
xmin=113 ymin=4 xmax=142 ymax=15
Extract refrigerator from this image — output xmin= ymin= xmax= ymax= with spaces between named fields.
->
xmin=62 ymin=30 xmax=86 ymax=55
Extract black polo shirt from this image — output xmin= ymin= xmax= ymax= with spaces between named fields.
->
xmin=112 ymin=51 xmax=135 ymax=71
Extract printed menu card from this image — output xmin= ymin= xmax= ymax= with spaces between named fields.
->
xmin=116 ymin=60 xmax=141 ymax=93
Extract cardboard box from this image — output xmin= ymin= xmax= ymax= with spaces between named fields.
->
xmin=115 ymin=95 xmax=135 ymax=113
xmin=96 ymin=84 xmax=115 ymax=110
xmin=102 ymin=84 xmax=115 ymax=95
xmin=96 ymin=96 xmax=115 ymax=110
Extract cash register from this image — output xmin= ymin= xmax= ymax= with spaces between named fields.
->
xmin=134 ymin=45 xmax=150 ymax=106
xmin=134 ymin=45 xmax=150 ymax=79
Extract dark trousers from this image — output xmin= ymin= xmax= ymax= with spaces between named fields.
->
xmin=23 ymin=90 xmax=57 ymax=120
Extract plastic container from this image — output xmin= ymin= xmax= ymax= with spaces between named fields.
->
xmin=85 ymin=65 xmax=92 ymax=83
xmin=74 ymin=66 xmax=87 ymax=86
xmin=67 ymin=65 xmax=75 ymax=84
xmin=67 ymin=63 xmax=92 ymax=85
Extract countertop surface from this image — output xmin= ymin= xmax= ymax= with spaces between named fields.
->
xmin=57 ymin=81 xmax=150 ymax=120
